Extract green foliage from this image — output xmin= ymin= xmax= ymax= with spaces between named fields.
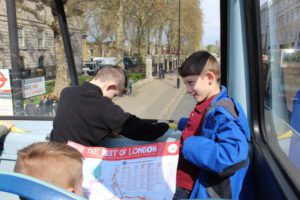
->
xmin=127 ymin=73 xmax=145 ymax=82
xmin=45 ymin=81 xmax=55 ymax=93
xmin=79 ymin=75 xmax=93 ymax=85
xmin=282 ymin=51 xmax=300 ymax=62
xmin=23 ymin=96 xmax=38 ymax=106
xmin=23 ymin=73 xmax=144 ymax=106
xmin=205 ymin=44 xmax=220 ymax=56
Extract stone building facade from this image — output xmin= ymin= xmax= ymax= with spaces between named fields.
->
xmin=0 ymin=0 xmax=83 ymax=78
xmin=261 ymin=0 xmax=300 ymax=51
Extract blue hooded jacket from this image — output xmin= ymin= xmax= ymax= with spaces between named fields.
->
xmin=180 ymin=86 xmax=253 ymax=199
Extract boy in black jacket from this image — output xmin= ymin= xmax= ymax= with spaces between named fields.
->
xmin=51 ymin=66 xmax=169 ymax=146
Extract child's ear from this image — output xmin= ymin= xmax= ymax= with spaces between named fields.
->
xmin=67 ymin=186 xmax=83 ymax=196
xmin=107 ymin=84 xmax=117 ymax=91
xmin=205 ymin=71 xmax=216 ymax=84
xmin=102 ymin=81 xmax=117 ymax=92
xmin=67 ymin=187 xmax=75 ymax=193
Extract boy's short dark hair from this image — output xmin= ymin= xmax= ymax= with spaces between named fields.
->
xmin=178 ymin=50 xmax=220 ymax=83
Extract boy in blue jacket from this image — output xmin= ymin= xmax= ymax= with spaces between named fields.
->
xmin=174 ymin=51 xmax=252 ymax=199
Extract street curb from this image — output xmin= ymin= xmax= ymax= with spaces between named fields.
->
xmin=159 ymin=85 xmax=186 ymax=120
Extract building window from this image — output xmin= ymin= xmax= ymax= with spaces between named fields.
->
xmin=38 ymin=29 xmax=44 ymax=48
xmin=18 ymin=27 xmax=24 ymax=46
xmin=19 ymin=56 xmax=25 ymax=70
xmin=38 ymin=56 xmax=44 ymax=68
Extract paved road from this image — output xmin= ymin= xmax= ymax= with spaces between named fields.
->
xmin=114 ymin=73 xmax=197 ymax=121
xmin=115 ymin=73 xmax=186 ymax=120
xmin=169 ymin=93 xmax=196 ymax=121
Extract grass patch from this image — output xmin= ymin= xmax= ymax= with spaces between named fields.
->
xmin=127 ymin=73 xmax=145 ymax=82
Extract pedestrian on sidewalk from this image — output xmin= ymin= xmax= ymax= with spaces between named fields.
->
xmin=25 ymin=98 xmax=36 ymax=116
xmin=50 ymin=94 xmax=59 ymax=116
xmin=174 ymin=51 xmax=252 ymax=200
xmin=38 ymin=95 xmax=47 ymax=115
xmin=128 ymin=79 xmax=133 ymax=95
xmin=159 ymin=66 xmax=164 ymax=79
xmin=51 ymin=66 xmax=169 ymax=147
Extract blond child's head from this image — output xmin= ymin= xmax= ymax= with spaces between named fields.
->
xmin=178 ymin=50 xmax=220 ymax=103
xmin=90 ymin=66 xmax=128 ymax=99
xmin=14 ymin=142 xmax=83 ymax=196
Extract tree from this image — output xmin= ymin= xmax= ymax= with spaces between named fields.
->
xmin=124 ymin=0 xmax=165 ymax=63
xmin=206 ymin=41 xmax=220 ymax=56
xmin=180 ymin=0 xmax=203 ymax=54
xmin=17 ymin=0 xmax=88 ymax=97
xmin=86 ymin=0 xmax=127 ymax=68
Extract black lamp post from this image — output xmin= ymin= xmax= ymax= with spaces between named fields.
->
xmin=177 ymin=0 xmax=181 ymax=89
xmin=6 ymin=0 xmax=24 ymax=115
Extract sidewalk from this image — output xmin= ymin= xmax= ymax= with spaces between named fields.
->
xmin=114 ymin=73 xmax=186 ymax=120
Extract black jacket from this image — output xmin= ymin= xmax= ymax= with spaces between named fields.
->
xmin=50 ymin=82 xmax=168 ymax=146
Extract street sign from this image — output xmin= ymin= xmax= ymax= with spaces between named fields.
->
xmin=22 ymin=76 xmax=46 ymax=98
xmin=0 ymin=69 xmax=13 ymax=116
xmin=0 ymin=71 xmax=8 ymax=88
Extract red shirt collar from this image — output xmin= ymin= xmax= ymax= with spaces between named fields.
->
xmin=194 ymin=94 xmax=216 ymax=113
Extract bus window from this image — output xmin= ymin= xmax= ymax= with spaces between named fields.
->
xmin=0 ymin=1 xmax=221 ymax=199
xmin=0 ymin=0 xmax=219 ymax=120
xmin=260 ymin=0 xmax=300 ymax=177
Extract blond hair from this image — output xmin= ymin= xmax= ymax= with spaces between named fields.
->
xmin=14 ymin=142 xmax=83 ymax=189
xmin=93 ymin=66 xmax=127 ymax=89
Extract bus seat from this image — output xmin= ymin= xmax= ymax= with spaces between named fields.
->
xmin=289 ymin=90 xmax=300 ymax=170
xmin=290 ymin=90 xmax=300 ymax=132
xmin=0 ymin=172 xmax=86 ymax=200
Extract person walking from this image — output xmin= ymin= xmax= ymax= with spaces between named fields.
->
xmin=25 ymin=98 xmax=36 ymax=116
xmin=128 ymin=79 xmax=133 ymax=95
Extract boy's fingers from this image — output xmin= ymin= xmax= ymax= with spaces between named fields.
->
xmin=0 ymin=121 xmax=13 ymax=130
xmin=10 ymin=126 xmax=30 ymax=133
xmin=168 ymin=123 xmax=177 ymax=130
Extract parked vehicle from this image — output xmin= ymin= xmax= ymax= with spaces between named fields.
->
xmin=82 ymin=61 xmax=95 ymax=75
xmin=93 ymin=57 xmax=116 ymax=67
xmin=123 ymin=56 xmax=138 ymax=69
xmin=82 ymin=57 xmax=117 ymax=75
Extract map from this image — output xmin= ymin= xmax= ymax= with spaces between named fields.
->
xmin=68 ymin=141 xmax=180 ymax=200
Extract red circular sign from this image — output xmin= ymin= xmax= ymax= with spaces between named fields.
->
xmin=0 ymin=71 xmax=7 ymax=88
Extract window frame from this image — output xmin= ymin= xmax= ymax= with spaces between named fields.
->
xmin=19 ymin=56 xmax=25 ymax=70
xmin=244 ymin=0 xmax=300 ymax=197
xmin=38 ymin=56 xmax=44 ymax=68
xmin=0 ymin=33 xmax=2 ymax=48
xmin=37 ymin=29 xmax=45 ymax=48
xmin=17 ymin=26 xmax=25 ymax=47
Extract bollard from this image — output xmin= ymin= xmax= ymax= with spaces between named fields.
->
xmin=177 ymin=77 xmax=180 ymax=88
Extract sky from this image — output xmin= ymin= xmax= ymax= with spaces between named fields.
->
xmin=201 ymin=0 xmax=220 ymax=46
xmin=201 ymin=0 xmax=266 ymax=46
